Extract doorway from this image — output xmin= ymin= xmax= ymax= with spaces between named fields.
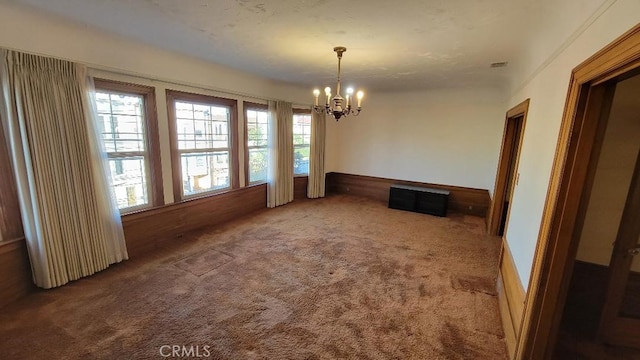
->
xmin=553 ymin=74 xmax=640 ymax=359
xmin=516 ymin=24 xmax=640 ymax=359
xmin=488 ymin=99 xmax=529 ymax=236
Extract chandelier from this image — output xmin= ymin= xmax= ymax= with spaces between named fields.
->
xmin=313 ymin=46 xmax=363 ymax=121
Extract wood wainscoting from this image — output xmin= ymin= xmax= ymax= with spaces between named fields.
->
xmin=0 ymin=238 xmax=34 ymax=309
xmin=497 ymin=238 xmax=526 ymax=359
xmin=325 ymin=172 xmax=490 ymax=217
xmin=560 ymin=260 xmax=609 ymax=339
xmin=294 ymin=176 xmax=308 ymax=200
xmin=122 ymin=184 xmax=267 ymax=257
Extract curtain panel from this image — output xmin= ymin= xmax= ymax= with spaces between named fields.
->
xmin=266 ymin=100 xmax=294 ymax=208
xmin=0 ymin=49 xmax=127 ymax=289
xmin=307 ymin=110 xmax=326 ymax=198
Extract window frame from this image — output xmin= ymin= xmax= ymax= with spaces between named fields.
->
xmin=244 ymin=102 xmax=269 ymax=185
xmin=292 ymin=108 xmax=312 ymax=177
xmin=93 ymin=79 xmax=164 ymax=213
xmin=166 ymin=90 xmax=239 ymax=201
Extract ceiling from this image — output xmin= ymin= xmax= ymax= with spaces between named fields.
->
xmin=6 ymin=0 xmax=609 ymax=92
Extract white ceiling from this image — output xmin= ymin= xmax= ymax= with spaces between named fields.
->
xmin=6 ymin=0 xmax=609 ymax=92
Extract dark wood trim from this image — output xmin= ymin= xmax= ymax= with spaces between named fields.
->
xmin=518 ymin=23 xmax=640 ymax=359
xmin=122 ymin=184 xmax=266 ymax=257
xmin=0 ymin=238 xmax=35 ymax=309
xmin=243 ymin=101 xmax=268 ymax=186
xmin=326 ymin=172 xmax=490 ymax=216
xmin=93 ymin=78 xmax=165 ymax=209
xmin=488 ymin=99 xmax=530 ymax=236
xmin=0 ymin=110 xmax=23 ymax=242
xmin=165 ymin=89 xmax=239 ymax=202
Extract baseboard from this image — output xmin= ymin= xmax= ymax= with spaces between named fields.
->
xmin=122 ymin=184 xmax=267 ymax=257
xmin=497 ymin=238 xmax=526 ymax=359
xmin=325 ymin=172 xmax=490 ymax=216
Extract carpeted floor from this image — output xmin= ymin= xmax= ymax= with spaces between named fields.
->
xmin=0 ymin=194 xmax=506 ymax=359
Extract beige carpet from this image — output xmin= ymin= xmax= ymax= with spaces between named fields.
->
xmin=0 ymin=194 xmax=506 ymax=359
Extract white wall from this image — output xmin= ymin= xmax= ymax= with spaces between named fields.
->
xmin=325 ymin=88 xmax=506 ymax=192
xmin=0 ymin=2 xmax=311 ymax=204
xmin=504 ymin=0 xmax=640 ymax=287
xmin=576 ymin=76 xmax=640 ymax=270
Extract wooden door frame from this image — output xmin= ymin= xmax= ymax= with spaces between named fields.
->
xmin=516 ymin=24 xmax=640 ymax=359
xmin=487 ymin=99 xmax=530 ymax=236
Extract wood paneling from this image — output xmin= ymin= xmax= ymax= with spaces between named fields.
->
xmin=498 ymin=273 xmax=517 ymax=359
xmin=294 ymin=176 xmax=308 ymax=200
xmin=122 ymin=184 xmax=266 ymax=257
xmin=498 ymin=238 xmax=526 ymax=359
xmin=0 ymin=239 xmax=34 ymax=309
xmin=326 ymin=172 xmax=490 ymax=216
xmin=519 ymin=24 xmax=640 ymax=359
xmin=561 ymin=260 xmax=609 ymax=339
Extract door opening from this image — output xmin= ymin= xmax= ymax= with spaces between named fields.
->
xmin=488 ymin=100 xmax=529 ymax=236
xmin=553 ymin=74 xmax=640 ymax=358
xmin=516 ymin=24 xmax=640 ymax=359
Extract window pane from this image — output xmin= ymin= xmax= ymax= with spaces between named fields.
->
xmin=294 ymin=146 xmax=310 ymax=175
xmin=247 ymin=109 xmax=269 ymax=147
xmin=175 ymin=101 xmax=229 ymax=150
xmin=181 ymin=151 xmax=230 ymax=196
xmin=293 ymin=113 xmax=311 ymax=175
xmin=96 ymin=93 xmax=146 ymax=153
xmin=248 ymin=148 xmax=268 ymax=183
xmin=108 ymin=156 xmax=148 ymax=209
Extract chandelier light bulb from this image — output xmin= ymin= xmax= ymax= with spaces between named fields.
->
xmin=356 ymin=90 xmax=364 ymax=108
xmin=324 ymin=87 xmax=331 ymax=95
xmin=345 ymin=88 xmax=354 ymax=107
xmin=313 ymin=89 xmax=320 ymax=106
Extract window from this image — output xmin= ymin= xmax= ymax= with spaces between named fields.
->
xmin=293 ymin=111 xmax=311 ymax=175
xmin=245 ymin=103 xmax=269 ymax=184
xmin=94 ymin=79 xmax=162 ymax=212
xmin=166 ymin=90 xmax=238 ymax=200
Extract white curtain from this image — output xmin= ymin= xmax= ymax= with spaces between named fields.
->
xmin=266 ymin=100 xmax=294 ymax=208
xmin=307 ymin=110 xmax=326 ymax=198
xmin=0 ymin=49 xmax=127 ymax=289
